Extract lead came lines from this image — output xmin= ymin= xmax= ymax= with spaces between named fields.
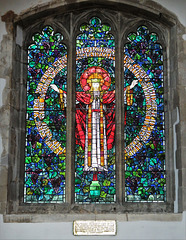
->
xmin=33 ymin=47 xmax=157 ymax=157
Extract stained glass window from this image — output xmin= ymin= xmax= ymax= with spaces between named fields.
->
xmin=25 ymin=26 xmax=67 ymax=202
xmin=24 ymin=20 xmax=166 ymax=205
xmin=124 ymin=26 xmax=166 ymax=202
xmin=75 ymin=17 xmax=116 ymax=203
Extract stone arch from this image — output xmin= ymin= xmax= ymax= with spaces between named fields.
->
xmin=5 ymin=0 xmax=179 ymax=216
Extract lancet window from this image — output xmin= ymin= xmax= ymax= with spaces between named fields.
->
xmin=24 ymin=17 xmax=165 ymax=204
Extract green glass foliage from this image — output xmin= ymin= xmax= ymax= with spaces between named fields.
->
xmin=25 ymin=26 xmax=67 ymax=203
xmin=124 ymin=26 xmax=165 ymax=202
xmin=75 ymin=17 xmax=116 ymax=203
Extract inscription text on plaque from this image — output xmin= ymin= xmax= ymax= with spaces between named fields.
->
xmin=73 ymin=220 xmax=116 ymax=236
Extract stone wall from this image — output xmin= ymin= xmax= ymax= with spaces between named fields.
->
xmin=0 ymin=0 xmax=186 ymax=239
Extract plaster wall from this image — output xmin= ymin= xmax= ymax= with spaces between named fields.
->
xmin=0 ymin=213 xmax=186 ymax=240
xmin=0 ymin=0 xmax=186 ymax=240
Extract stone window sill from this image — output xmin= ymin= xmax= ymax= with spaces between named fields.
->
xmin=3 ymin=213 xmax=182 ymax=223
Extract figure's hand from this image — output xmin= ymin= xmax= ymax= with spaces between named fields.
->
xmin=51 ymin=84 xmax=66 ymax=109
xmin=51 ymin=84 xmax=60 ymax=93
xmin=130 ymin=80 xmax=138 ymax=89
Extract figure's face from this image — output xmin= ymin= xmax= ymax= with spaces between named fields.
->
xmin=92 ymin=81 xmax=100 ymax=91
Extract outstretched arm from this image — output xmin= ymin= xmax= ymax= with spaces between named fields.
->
xmin=129 ymin=80 xmax=138 ymax=89
xmin=51 ymin=84 xmax=60 ymax=93
xmin=124 ymin=80 xmax=138 ymax=106
xmin=50 ymin=84 xmax=67 ymax=110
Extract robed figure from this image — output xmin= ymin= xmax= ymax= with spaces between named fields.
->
xmin=51 ymin=66 xmax=138 ymax=172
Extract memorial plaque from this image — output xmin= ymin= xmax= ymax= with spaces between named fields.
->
xmin=73 ymin=220 xmax=116 ymax=236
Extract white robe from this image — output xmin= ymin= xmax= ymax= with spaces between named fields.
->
xmin=84 ymin=91 xmax=108 ymax=172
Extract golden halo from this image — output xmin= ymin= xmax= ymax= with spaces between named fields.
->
xmin=80 ymin=66 xmax=111 ymax=92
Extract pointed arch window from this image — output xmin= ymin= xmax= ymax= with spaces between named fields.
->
xmin=25 ymin=26 xmax=67 ymax=203
xmin=75 ymin=17 xmax=116 ymax=203
xmin=24 ymin=17 xmax=166 ymax=205
xmin=124 ymin=26 xmax=165 ymax=202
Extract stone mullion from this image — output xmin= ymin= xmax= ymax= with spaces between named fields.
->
xmin=19 ymin=40 xmax=28 ymax=206
xmin=115 ymin=18 xmax=125 ymax=204
xmin=65 ymin=13 xmax=76 ymax=204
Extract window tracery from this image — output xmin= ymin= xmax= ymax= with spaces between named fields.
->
xmin=24 ymin=15 xmax=166 ymax=206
